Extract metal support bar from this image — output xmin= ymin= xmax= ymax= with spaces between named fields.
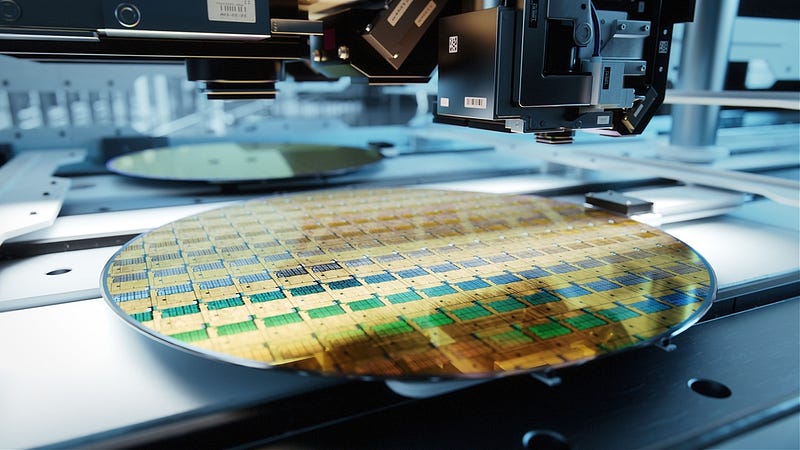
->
xmin=665 ymin=90 xmax=800 ymax=111
xmin=573 ymin=150 xmax=800 ymax=207
xmin=410 ymin=125 xmax=799 ymax=207
xmin=669 ymin=0 xmax=739 ymax=150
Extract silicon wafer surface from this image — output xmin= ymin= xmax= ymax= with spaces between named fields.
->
xmin=102 ymin=188 xmax=714 ymax=378
xmin=106 ymin=142 xmax=383 ymax=183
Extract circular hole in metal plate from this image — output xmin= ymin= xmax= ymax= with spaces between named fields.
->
xmin=688 ymin=378 xmax=732 ymax=399
xmin=46 ymin=268 xmax=72 ymax=276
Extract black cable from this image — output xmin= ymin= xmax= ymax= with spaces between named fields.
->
xmin=590 ymin=1 xmax=601 ymax=57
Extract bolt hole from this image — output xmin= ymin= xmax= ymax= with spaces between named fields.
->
xmin=29 ymin=211 xmax=37 ymax=215
xmin=46 ymin=268 xmax=72 ymax=276
xmin=522 ymin=430 xmax=570 ymax=450
xmin=98 ymin=206 xmax=111 ymax=212
xmin=42 ymin=192 xmax=50 ymax=196
xmin=688 ymin=378 xmax=732 ymax=399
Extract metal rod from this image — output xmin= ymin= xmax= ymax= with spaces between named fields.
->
xmin=665 ymin=90 xmax=800 ymax=111
xmin=670 ymin=0 xmax=740 ymax=148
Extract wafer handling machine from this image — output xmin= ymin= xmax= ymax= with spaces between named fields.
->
xmin=0 ymin=0 xmax=691 ymax=139
xmin=1 ymin=0 xmax=799 ymax=449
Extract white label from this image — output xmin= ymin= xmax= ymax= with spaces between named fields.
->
xmin=448 ymin=35 xmax=458 ymax=53
xmin=388 ymin=0 xmax=413 ymax=27
xmin=439 ymin=97 xmax=449 ymax=108
xmin=597 ymin=115 xmax=610 ymax=125
xmin=414 ymin=1 xmax=437 ymax=27
xmin=464 ymin=97 xmax=487 ymax=109
xmin=208 ymin=0 xmax=256 ymax=24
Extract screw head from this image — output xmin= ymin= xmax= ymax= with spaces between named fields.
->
xmin=0 ymin=0 xmax=21 ymax=22
xmin=114 ymin=3 xmax=141 ymax=28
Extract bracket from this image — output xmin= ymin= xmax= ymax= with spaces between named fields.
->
xmin=530 ymin=369 xmax=562 ymax=387
xmin=0 ymin=149 xmax=86 ymax=246
xmin=655 ymin=336 xmax=677 ymax=352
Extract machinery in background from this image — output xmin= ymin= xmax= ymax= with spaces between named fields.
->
xmin=434 ymin=1 xmax=693 ymax=140
xmin=0 ymin=1 xmax=798 ymax=449
xmin=0 ymin=0 xmax=693 ymax=140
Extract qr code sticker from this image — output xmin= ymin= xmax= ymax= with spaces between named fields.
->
xmin=448 ymin=36 xmax=458 ymax=54
xmin=658 ymin=40 xmax=669 ymax=54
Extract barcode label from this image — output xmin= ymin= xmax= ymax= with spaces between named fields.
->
xmin=388 ymin=0 xmax=413 ymax=26
xmin=448 ymin=35 xmax=458 ymax=53
xmin=464 ymin=97 xmax=487 ymax=109
xmin=208 ymin=0 xmax=256 ymax=23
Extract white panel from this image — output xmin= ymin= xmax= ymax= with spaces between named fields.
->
xmin=0 ymin=299 xmax=337 ymax=448
xmin=0 ymin=150 xmax=85 ymax=245
xmin=0 ymin=247 xmax=118 ymax=311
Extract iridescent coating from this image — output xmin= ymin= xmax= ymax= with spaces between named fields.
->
xmin=102 ymin=188 xmax=714 ymax=378
xmin=106 ymin=143 xmax=383 ymax=182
